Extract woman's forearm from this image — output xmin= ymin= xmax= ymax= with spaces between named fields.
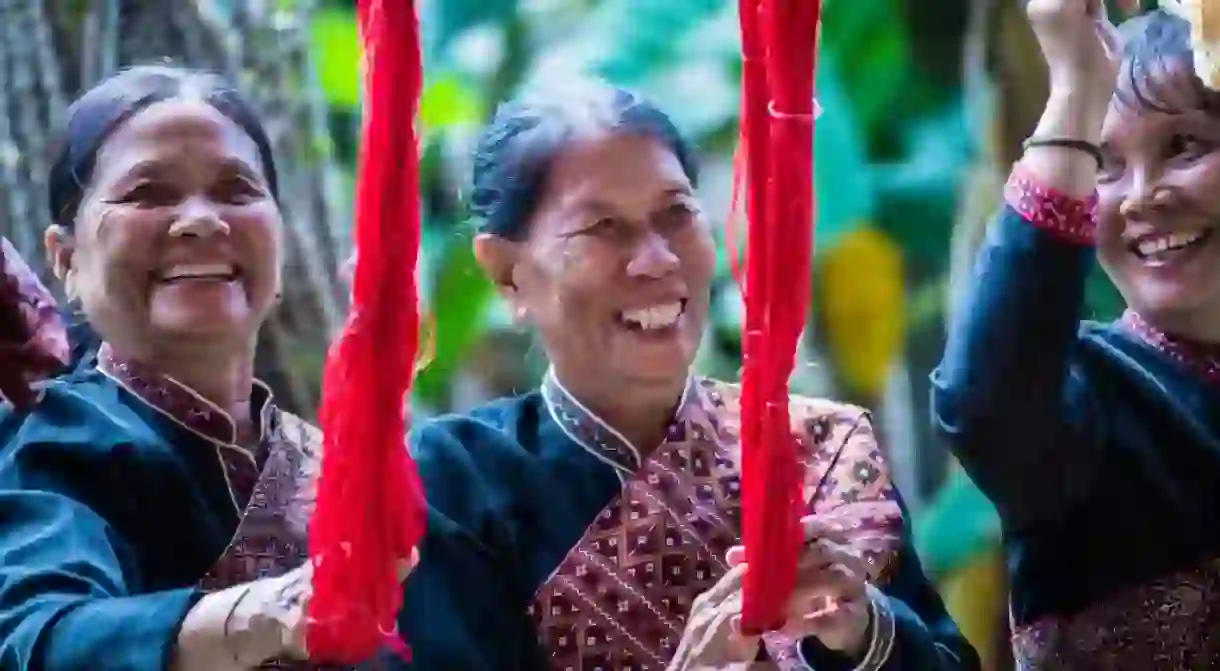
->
xmin=1022 ymin=87 xmax=1107 ymax=198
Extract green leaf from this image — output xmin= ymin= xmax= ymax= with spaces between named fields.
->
xmin=1085 ymin=268 xmax=1124 ymax=320
xmin=421 ymin=74 xmax=485 ymax=129
xmin=820 ymin=0 xmax=911 ymax=138
xmin=870 ymin=101 xmax=974 ymax=270
xmin=812 ymin=54 xmax=874 ymax=254
xmin=414 ymin=229 xmax=496 ymax=404
xmin=913 ymin=465 xmax=1000 ymax=576
xmin=310 ymin=8 xmax=361 ymax=108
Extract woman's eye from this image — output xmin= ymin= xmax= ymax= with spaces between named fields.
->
xmin=215 ymin=177 xmax=263 ymax=204
xmin=657 ymin=203 xmax=696 ymax=228
xmin=120 ymin=183 xmax=179 ymax=207
xmin=585 ymin=217 xmax=621 ymax=234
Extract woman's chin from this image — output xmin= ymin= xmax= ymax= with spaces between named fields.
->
xmin=150 ymin=310 xmax=253 ymax=345
xmin=1126 ymin=286 xmax=1220 ymax=335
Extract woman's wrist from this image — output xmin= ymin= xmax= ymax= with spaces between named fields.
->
xmin=1019 ymin=88 xmax=1109 ymax=200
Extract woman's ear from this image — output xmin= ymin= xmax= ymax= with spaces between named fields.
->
xmin=473 ymin=233 xmax=520 ymax=297
xmin=44 ymin=225 xmax=74 ymax=279
xmin=474 ymin=233 xmax=532 ymax=325
xmin=44 ymin=225 xmax=76 ymax=296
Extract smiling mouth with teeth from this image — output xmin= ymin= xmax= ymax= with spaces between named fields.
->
xmin=158 ymin=263 xmax=239 ymax=283
xmin=1128 ymin=229 xmax=1214 ymax=262
xmin=619 ymin=299 xmax=687 ymax=332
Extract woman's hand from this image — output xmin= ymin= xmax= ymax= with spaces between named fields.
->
xmin=176 ymin=550 xmax=418 ymax=670
xmin=1026 ymin=0 xmax=1121 ymax=111
xmin=667 ymin=516 xmax=882 ymax=670
xmin=251 ymin=549 xmax=419 ymax=660
xmin=667 ymin=563 xmax=760 ymax=670
xmin=754 ymin=517 xmax=874 ymax=655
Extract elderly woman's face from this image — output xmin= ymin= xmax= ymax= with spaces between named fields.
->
xmin=512 ymin=131 xmax=715 ymax=389
xmin=1095 ymin=66 xmax=1220 ymax=327
xmin=49 ymin=99 xmax=282 ymax=354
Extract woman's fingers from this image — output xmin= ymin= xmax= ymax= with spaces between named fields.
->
xmin=396 ymin=547 xmax=420 ymax=582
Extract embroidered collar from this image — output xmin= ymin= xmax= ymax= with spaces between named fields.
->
xmin=97 ymin=342 xmax=277 ymax=453
xmin=541 ymin=369 xmax=704 ymax=474
xmin=1120 ymin=310 xmax=1220 ymax=382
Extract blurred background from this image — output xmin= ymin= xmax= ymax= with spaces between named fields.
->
xmin=0 ymin=0 xmax=1161 ymax=668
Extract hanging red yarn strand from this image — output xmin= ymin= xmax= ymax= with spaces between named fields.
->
xmin=307 ymin=0 xmax=426 ymax=662
xmin=735 ymin=0 xmax=823 ymax=635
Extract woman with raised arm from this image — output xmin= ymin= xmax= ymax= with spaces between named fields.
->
xmin=0 ymin=66 xmax=408 ymax=670
xmin=933 ymin=1 xmax=1220 ymax=667
xmin=394 ymin=83 xmax=980 ymax=671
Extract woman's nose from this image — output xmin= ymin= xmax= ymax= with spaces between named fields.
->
xmin=626 ymin=233 xmax=680 ymax=278
xmin=168 ymin=199 xmax=230 ymax=238
xmin=1118 ymin=173 xmax=1175 ymax=222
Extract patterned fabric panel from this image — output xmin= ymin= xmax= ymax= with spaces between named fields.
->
xmin=532 ymin=377 xmax=902 ymax=671
xmin=1012 ymin=558 xmax=1220 ymax=671
xmin=199 ymin=412 xmax=349 ymax=671
xmin=1003 ymin=166 xmax=1097 ymax=246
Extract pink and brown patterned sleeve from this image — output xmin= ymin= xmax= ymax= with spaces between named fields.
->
xmin=794 ymin=403 xmax=902 ymax=582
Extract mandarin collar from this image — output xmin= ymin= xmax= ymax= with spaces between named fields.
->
xmin=97 ymin=342 xmax=276 ymax=452
xmin=1120 ymin=310 xmax=1220 ymax=383
xmin=540 ymin=368 xmax=704 ymax=473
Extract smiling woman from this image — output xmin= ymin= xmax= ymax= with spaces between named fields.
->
xmin=393 ymin=82 xmax=979 ymax=671
xmin=932 ymin=4 xmax=1220 ymax=668
xmin=0 ymin=65 xmax=406 ymax=670
xmin=45 ymin=83 xmax=282 ymax=369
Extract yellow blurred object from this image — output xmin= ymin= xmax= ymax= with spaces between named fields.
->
xmin=1162 ymin=0 xmax=1220 ymax=89
xmin=819 ymin=226 xmax=906 ymax=399
xmin=940 ymin=548 xmax=1006 ymax=671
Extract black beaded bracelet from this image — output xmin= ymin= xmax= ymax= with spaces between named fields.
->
xmin=1021 ymin=137 xmax=1104 ymax=171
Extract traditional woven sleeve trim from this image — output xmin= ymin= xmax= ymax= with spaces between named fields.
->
xmin=1002 ymin=164 xmax=1098 ymax=246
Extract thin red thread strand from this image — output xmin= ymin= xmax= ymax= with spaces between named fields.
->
xmin=737 ymin=0 xmax=821 ymax=635
xmin=307 ymin=0 xmax=426 ymax=663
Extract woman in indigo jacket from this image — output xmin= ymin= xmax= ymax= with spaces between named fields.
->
xmin=933 ymin=2 xmax=1220 ymax=668
xmin=395 ymin=83 xmax=979 ymax=671
xmin=0 ymin=66 xmax=407 ymax=670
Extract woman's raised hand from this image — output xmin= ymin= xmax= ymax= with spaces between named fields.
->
xmin=1026 ymin=0 xmax=1122 ymax=106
